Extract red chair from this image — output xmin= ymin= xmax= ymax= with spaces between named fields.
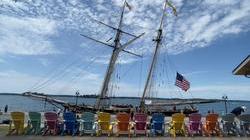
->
xmin=42 ymin=112 xmax=60 ymax=135
xmin=133 ymin=113 xmax=148 ymax=136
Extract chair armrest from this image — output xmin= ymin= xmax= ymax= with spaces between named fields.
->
xmin=77 ymin=119 xmax=83 ymax=123
xmin=111 ymin=121 xmax=116 ymax=125
xmin=165 ymin=121 xmax=171 ymax=125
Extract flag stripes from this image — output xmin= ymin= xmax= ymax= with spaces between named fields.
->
xmin=175 ymin=72 xmax=190 ymax=92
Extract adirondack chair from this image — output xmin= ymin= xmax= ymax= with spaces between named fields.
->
xmin=115 ymin=112 xmax=131 ymax=137
xmin=133 ymin=113 xmax=148 ymax=136
xmin=168 ymin=113 xmax=186 ymax=137
xmin=42 ymin=112 xmax=60 ymax=135
xmin=80 ymin=112 xmax=96 ymax=136
xmin=202 ymin=113 xmax=221 ymax=136
xmin=150 ymin=113 xmax=165 ymax=136
xmin=61 ymin=111 xmax=79 ymax=136
xmin=96 ymin=112 xmax=113 ymax=136
xmin=8 ymin=112 xmax=25 ymax=135
xmin=187 ymin=113 xmax=202 ymax=136
xmin=221 ymin=113 xmax=239 ymax=136
xmin=238 ymin=114 xmax=250 ymax=136
xmin=26 ymin=112 xmax=42 ymax=135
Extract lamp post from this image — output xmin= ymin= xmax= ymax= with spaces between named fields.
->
xmin=44 ymin=95 xmax=47 ymax=112
xmin=75 ymin=91 xmax=80 ymax=106
xmin=222 ymin=95 xmax=228 ymax=114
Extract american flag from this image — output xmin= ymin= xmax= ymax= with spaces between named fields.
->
xmin=175 ymin=72 xmax=190 ymax=92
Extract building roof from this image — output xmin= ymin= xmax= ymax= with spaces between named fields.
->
xmin=233 ymin=55 xmax=250 ymax=76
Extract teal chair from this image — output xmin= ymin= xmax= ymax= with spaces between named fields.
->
xmin=238 ymin=114 xmax=250 ymax=136
xmin=221 ymin=114 xmax=239 ymax=136
xmin=80 ymin=112 xmax=96 ymax=136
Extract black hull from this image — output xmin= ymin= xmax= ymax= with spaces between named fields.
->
xmin=150 ymin=110 xmax=198 ymax=116
xmin=64 ymin=104 xmax=198 ymax=116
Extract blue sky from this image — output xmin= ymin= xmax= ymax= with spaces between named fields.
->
xmin=0 ymin=0 xmax=249 ymax=100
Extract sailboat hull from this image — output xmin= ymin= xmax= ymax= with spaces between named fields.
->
xmin=63 ymin=103 xmax=198 ymax=116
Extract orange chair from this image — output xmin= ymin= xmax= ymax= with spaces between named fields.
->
xmin=115 ymin=112 xmax=131 ymax=137
xmin=203 ymin=113 xmax=221 ymax=136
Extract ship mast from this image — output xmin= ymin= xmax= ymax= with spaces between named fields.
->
xmin=140 ymin=0 xmax=177 ymax=109
xmin=80 ymin=0 xmax=144 ymax=110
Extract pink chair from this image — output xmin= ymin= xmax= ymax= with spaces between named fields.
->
xmin=42 ymin=112 xmax=60 ymax=135
xmin=133 ymin=113 xmax=148 ymax=136
xmin=187 ymin=113 xmax=202 ymax=136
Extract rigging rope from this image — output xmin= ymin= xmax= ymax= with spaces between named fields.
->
xmin=29 ymin=47 xmax=100 ymax=92
xmin=138 ymin=55 xmax=143 ymax=97
xmin=56 ymin=54 xmax=103 ymax=94
xmin=27 ymin=50 xmax=80 ymax=92
xmin=32 ymin=58 xmax=86 ymax=91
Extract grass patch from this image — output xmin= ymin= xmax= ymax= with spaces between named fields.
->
xmin=0 ymin=125 xmax=9 ymax=136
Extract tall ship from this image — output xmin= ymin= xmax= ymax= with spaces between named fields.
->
xmin=23 ymin=0 xmax=218 ymax=116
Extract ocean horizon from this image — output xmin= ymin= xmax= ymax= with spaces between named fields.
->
xmin=1 ymin=93 xmax=249 ymax=102
xmin=0 ymin=94 xmax=250 ymax=116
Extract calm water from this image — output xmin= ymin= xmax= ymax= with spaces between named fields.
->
xmin=0 ymin=94 xmax=250 ymax=116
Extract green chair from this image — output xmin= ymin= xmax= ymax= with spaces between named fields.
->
xmin=26 ymin=112 xmax=42 ymax=135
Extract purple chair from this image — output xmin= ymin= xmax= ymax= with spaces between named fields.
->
xmin=187 ymin=113 xmax=202 ymax=136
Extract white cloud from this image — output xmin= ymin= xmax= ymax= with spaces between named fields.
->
xmin=150 ymin=84 xmax=250 ymax=101
xmin=0 ymin=69 xmax=141 ymax=97
xmin=0 ymin=70 xmax=249 ymax=101
xmin=196 ymin=1 xmax=250 ymax=43
xmin=38 ymin=58 xmax=50 ymax=66
xmin=204 ymin=0 xmax=238 ymax=5
xmin=184 ymin=70 xmax=209 ymax=76
xmin=0 ymin=0 xmax=250 ymax=57
xmin=189 ymin=85 xmax=250 ymax=100
xmin=0 ymin=0 xmax=250 ymax=100
xmin=93 ymin=54 xmax=138 ymax=65
xmin=0 ymin=70 xmax=102 ymax=95
xmin=0 ymin=15 xmax=58 ymax=55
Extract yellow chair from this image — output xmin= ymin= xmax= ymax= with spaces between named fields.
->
xmin=8 ymin=112 xmax=25 ymax=135
xmin=168 ymin=113 xmax=186 ymax=137
xmin=96 ymin=112 xmax=113 ymax=136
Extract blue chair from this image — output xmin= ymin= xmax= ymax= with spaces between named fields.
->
xmin=150 ymin=113 xmax=165 ymax=136
xmin=80 ymin=112 xmax=96 ymax=136
xmin=61 ymin=112 xmax=79 ymax=136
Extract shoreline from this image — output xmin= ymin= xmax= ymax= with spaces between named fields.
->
xmin=1 ymin=93 xmax=249 ymax=102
